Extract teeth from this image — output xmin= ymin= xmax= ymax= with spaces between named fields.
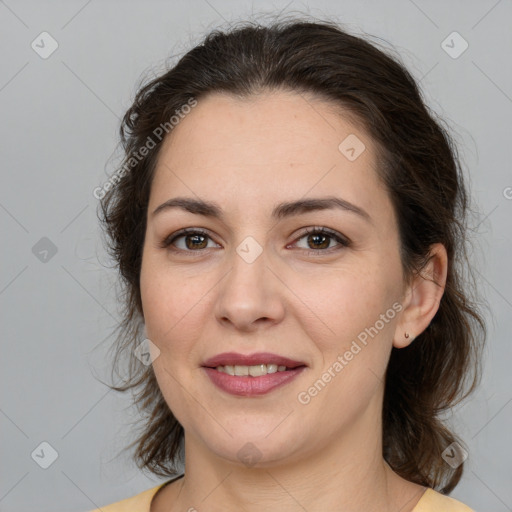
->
xmin=234 ymin=365 xmax=249 ymax=376
xmin=215 ymin=364 xmax=290 ymax=376
xmin=267 ymin=364 xmax=278 ymax=374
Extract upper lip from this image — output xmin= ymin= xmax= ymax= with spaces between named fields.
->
xmin=202 ymin=352 xmax=306 ymax=369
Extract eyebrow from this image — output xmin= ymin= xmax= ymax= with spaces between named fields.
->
xmin=152 ymin=196 xmax=372 ymax=223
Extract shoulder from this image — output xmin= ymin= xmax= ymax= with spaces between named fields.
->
xmin=86 ymin=483 xmax=165 ymax=512
xmin=414 ymin=488 xmax=475 ymax=512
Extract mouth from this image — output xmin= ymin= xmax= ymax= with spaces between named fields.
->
xmin=201 ymin=352 xmax=307 ymax=396
xmin=202 ymin=351 xmax=307 ymax=372
xmin=210 ymin=363 xmax=304 ymax=376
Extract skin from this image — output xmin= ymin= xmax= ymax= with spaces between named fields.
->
xmin=140 ymin=89 xmax=448 ymax=512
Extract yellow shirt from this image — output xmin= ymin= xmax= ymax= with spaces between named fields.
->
xmin=89 ymin=478 xmax=475 ymax=512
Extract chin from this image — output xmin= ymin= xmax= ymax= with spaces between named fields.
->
xmin=195 ymin=419 xmax=307 ymax=468
xmin=213 ymin=438 xmax=301 ymax=469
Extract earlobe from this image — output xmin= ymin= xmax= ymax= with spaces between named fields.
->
xmin=395 ymin=331 xmax=415 ymax=349
xmin=393 ymin=243 xmax=448 ymax=349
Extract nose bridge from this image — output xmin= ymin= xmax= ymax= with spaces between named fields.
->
xmin=228 ymin=233 xmax=269 ymax=295
xmin=214 ymin=233 xmax=284 ymax=328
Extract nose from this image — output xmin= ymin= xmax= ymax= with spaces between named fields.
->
xmin=213 ymin=241 xmax=285 ymax=333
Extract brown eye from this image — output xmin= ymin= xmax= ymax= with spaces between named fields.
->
xmin=160 ymin=228 xmax=218 ymax=253
xmin=305 ymin=232 xmax=330 ymax=250
xmin=181 ymin=233 xmax=209 ymax=250
xmin=293 ymin=227 xmax=350 ymax=254
xmin=160 ymin=226 xmax=350 ymax=257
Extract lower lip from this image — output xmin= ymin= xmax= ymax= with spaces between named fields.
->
xmin=202 ymin=367 xmax=306 ymax=396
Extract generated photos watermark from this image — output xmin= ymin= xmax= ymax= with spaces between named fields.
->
xmin=297 ymin=301 xmax=403 ymax=405
xmin=93 ymin=96 xmax=197 ymax=200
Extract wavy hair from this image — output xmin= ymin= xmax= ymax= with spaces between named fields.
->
xmin=98 ymin=15 xmax=486 ymax=494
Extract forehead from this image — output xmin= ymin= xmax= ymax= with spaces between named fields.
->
xmin=149 ymin=90 xmax=388 ymax=220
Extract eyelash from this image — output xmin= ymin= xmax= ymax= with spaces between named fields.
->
xmin=159 ymin=226 xmax=351 ymax=257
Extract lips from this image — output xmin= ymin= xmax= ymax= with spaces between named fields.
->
xmin=202 ymin=352 xmax=306 ymax=369
xmin=201 ymin=352 xmax=307 ymax=396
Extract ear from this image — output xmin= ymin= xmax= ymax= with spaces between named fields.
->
xmin=393 ymin=243 xmax=448 ymax=349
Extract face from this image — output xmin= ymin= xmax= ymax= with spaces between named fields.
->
xmin=140 ymin=89 xmax=406 ymax=467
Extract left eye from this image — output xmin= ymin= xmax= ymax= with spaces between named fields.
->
xmin=292 ymin=227 xmax=350 ymax=253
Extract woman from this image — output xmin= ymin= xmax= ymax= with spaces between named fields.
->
xmin=91 ymin=16 xmax=485 ymax=512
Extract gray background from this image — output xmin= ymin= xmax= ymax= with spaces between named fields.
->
xmin=1 ymin=1 xmax=511 ymax=510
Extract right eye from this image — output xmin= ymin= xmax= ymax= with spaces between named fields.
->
xmin=160 ymin=228 xmax=220 ymax=254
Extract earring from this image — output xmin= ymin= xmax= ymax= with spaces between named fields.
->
xmin=404 ymin=332 xmax=410 ymax=339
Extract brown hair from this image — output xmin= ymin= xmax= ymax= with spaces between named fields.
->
xmin=98 ymin=15 xmax=486 ymax=494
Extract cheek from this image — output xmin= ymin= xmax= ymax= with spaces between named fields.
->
xmin=296 ymin=270 xmax=400 ymax=422
xmin=140 ymin=255 xmax=216 ymax=361
xmin=302 ymin=266 xmax=402 ymax=411
xmin=302 ymin=265 xmax=397 ymax=346
xmin=140 ymin=257 xmax=185 ymax=345
xmin=139 ymin=260 xmax=206 ymax=419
